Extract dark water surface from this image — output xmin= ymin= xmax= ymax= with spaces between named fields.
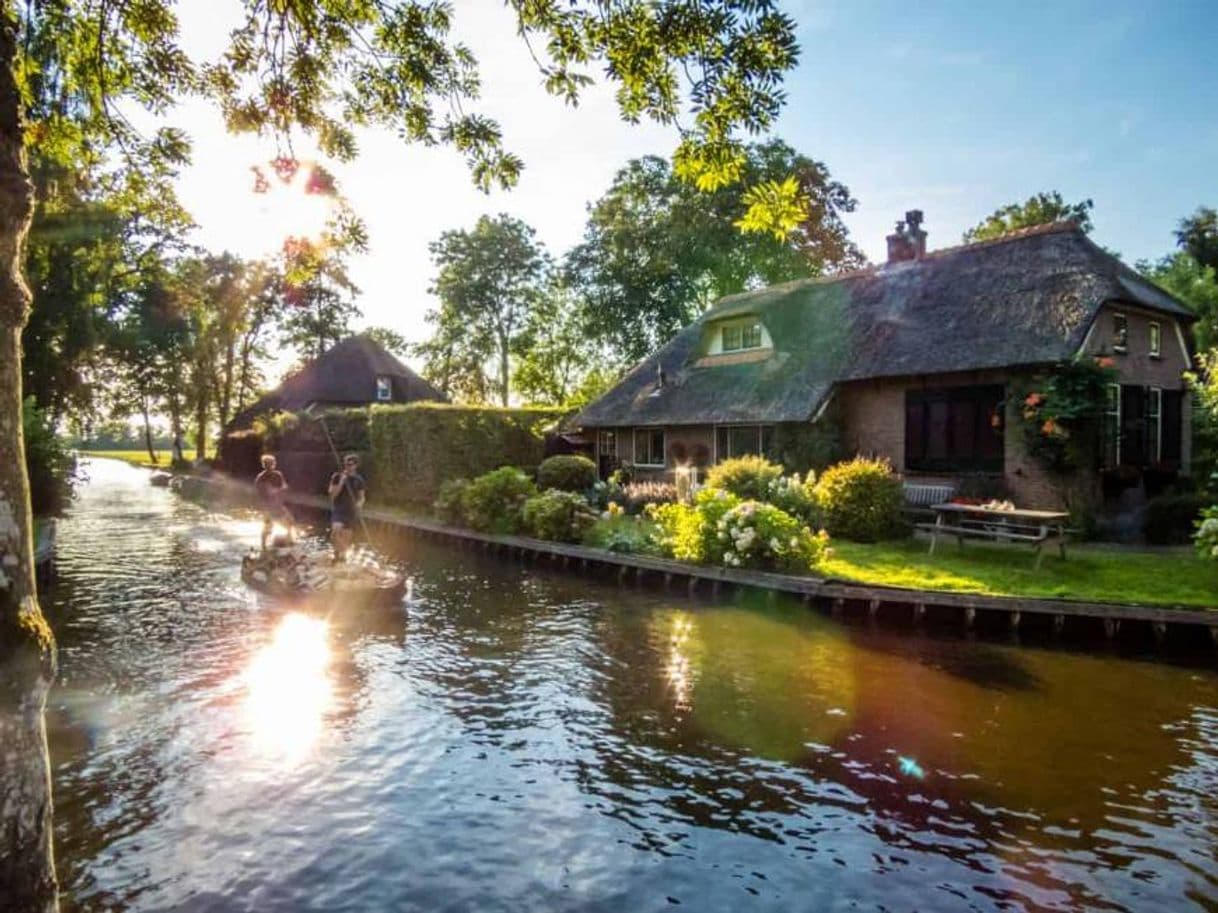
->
xmin=46 ymin=459 xmax=1218 ymax=912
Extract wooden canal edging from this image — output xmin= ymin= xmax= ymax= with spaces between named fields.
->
xmin=358 ymin=507 xmax=1218 ymax=649
xmin=170 ymin=473 xmax=1218 ymax=649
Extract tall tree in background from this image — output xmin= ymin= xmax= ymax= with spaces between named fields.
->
xmin=362 ymin=326 xmax=411 ymax=358
xmin=1177 ymin=207 xmax=1218 ymax=273
xmin=1139 ymin=252 xmax=1218 ymax=352
xmin=278 ymin=246 xmax=361 ymax=364
xmin=422 ymin=215 xmax=548 ymax=406
xmin=567 ymin=140 xmax=862 ymax=365
xmin=963 ymin=191 xmax=1094 ymax=243
xmin=513 ymin=281 xmax=602 ymax=407
xmin=0 ymin=3 xmax=801 ymax=907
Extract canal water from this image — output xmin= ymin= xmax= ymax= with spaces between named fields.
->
xmin=45 ymin=458 xmax=1218 ymax=912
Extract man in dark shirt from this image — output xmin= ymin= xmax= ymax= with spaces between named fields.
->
xmin=327 ymin=453 xmax=366 ymax=561
xmin=254 ymin=454 xmax=294 ymax=550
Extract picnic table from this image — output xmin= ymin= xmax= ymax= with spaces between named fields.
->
xmin=920 ymin=503 xmax=1069 ymax=569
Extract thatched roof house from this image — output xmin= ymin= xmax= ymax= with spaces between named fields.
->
xmin=228 ymin=334 xmax=446 ymax=430
xmin=575 ymin=215 xmax=1196 ymax=509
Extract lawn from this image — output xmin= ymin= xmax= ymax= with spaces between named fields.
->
xmin=81 ymin=450 xmax=196 ymax=469
xmin=822 ymin=538 xmax=1218 ymax=609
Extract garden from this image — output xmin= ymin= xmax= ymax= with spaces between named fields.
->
xmin=430 ymin=453 xmax=1218 ymax=610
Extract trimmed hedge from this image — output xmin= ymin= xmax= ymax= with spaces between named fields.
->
xmin=369 ymin=403 xmax=563 ymax=505
xmin=461 ymin=467 xmax=537 ymax=534
xmin=523 ymin=490 xmax=598 ymax=542
xmin=537 ymin=454 xmax=597 ymax=492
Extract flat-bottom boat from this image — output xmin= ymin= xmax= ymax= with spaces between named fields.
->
xmin=241 ymin=546 xmax=407 ymax=608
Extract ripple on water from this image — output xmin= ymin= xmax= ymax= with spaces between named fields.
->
xmin=46 ymin=458 xmax=1218 ymax=913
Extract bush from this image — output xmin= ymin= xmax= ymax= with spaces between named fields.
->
xmin=761 ymin=472 xmax=818 ymax=526
xmin=1145 ymin=493 xmax=1211 ymax=545
xmin=537 ymin=454 xmax=597 ymax=492
xmin=23 ymin=397 xmax=76 ymax=516
xmin=460 ymin=467 xmax=537 ymax=534
xmin=649 ymin=488 xmax=740 ymax=563
xmin=814 ymin=457 xmax=905 ymax=542
xmin=523 ymin=490 xmax=599 ymax=542
xmin=704 ymin=455 xmax=784 ymax=501
xmin=583 ymin=514 xmax=662 ymax=555
xmin=1196 ymin=506 xmax=1218 ymax=559
xmin=369 ymin=404 xmax=563 ymax=505
xmin=621 ymin=480 xmax=678 ymax=513
xmin=716 ymin=501 xmax=830 ymax=573
xmin=433 ymin=478 xmax=470 ymax=526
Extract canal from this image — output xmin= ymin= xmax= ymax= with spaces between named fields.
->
xmin=45 ymin=458 xmax=1218 ymax=911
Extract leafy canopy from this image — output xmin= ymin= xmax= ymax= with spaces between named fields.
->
xmin=1177 ymin=207 xmax=1218 ymax=273
xmin=963 ymin=191 xmax=1094 ymax=243
xmin=566 ymin=139 xmax=862 ymax=364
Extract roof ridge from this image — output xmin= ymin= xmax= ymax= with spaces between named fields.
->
xmin=918 ymin=219 xmax=1082 ymax=262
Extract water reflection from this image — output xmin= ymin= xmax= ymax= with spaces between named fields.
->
xmin=242 ymin=613 xmax=333 ymax=762
xmin=45 ymin=459 xmax=1218 ymax=913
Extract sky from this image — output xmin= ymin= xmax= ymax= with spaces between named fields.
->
xmin=167 ymin=1 xmax=1218 ymax=380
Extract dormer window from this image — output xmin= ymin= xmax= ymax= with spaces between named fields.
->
xmin=1113 ymin=313 xmax=1128 ymax=353
xmin=375 ymin=375 xmax=392 ymax=401
xmin=722 ymin=318 xmax=763 ymax=352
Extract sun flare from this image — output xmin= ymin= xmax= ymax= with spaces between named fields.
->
xmin=243 ymin=613 xmax=333 ymax=762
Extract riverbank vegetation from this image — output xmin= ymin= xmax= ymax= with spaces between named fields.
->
xmin=80 ymin=451 xmax=198 ymax=470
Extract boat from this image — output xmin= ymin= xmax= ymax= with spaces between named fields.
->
xmin=241 ymin=545 xmax=407 ymax=608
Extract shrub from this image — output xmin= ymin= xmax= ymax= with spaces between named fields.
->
xmin=761 ymin=472 xmax=819 ymax=526
xmin=716 ymin=501 xmax=830 ymax=573
xmin=583 ymin=514 xmax=662 ymax=555
xmin=23 ymin=396 xmax=76 ymax=516
xmin=1196 ymin=506 xmax=1218 ymax=559
xmin=433 ymin=478 xmax=471 ymax=526
xmin=648 ymin=488 xmax=740 ymax=563
xmin=1145 ymin=493 xmax=1211 ymax=545
xmin=814 ymin=457 xmax=905 ymax=542
xmin=621 ymin=480 xmax=678 ymax=513
xmin=523 ymin=490 xmax=599 ymax=542
xmin=704 ymin=455 xmax=784 ymax=501
xmin=537 ymin=454 xmax=597 ymax=492
xmin=461 ymin=467 xmax=537 ymax=534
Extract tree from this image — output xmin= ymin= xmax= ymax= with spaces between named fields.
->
xmin=963 ymin=191 xmax=1094 ymax=243
xmin=0 ymin=3 xmax=802 ymax=908
xmin=1176 ymin=207 xmax=1218 ymax=273
xmin=423 ymin=215 xmax=549 ymax=406
xmin=567 ymin=140 xmax=862 ymax=364
xmin=513 ymin=282 xmax=603 ymax=407
xmin=1139 ymin=253 xmax=1218 ymax=352
xmin=362 ymin=326 xmax=411 ymax=358
xmin=278 ymin=247 xmax=361 ymax=364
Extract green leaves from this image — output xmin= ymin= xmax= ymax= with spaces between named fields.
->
xmin=963 ymin=192 xmax=1095 ymax=243
xmin=734 ymin=175 xmax=809 ymax=239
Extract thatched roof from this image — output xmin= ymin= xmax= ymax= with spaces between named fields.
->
xmin=228 ymin=334 xmax=445 ymax=429
xmin=575 ymin=223 xmax=1194 ymax=428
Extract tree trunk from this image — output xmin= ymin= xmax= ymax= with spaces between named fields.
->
xmin=218 ymin=339 xmax=235 ymax=431
xmin=141 ymin=395 xmax=156 ymax=465
xmin=498 ymin=332 xmax=510 ymax=407
xmin=168 ymin=392 xmax=184 ymax=463
xmin=195 ymin=392 xmax=208 ymax=464
xmin=0 ymin=12 xmax=59 ymax=911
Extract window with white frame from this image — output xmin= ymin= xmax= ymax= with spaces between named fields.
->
xmin=1103 ymin=383 xmax=1121 ymax=467
xmin=633 ymin=429 xmax=666 ymax=467
xmin=714 ymin=425 xmax=774 ymax=461
xmin=1113 ymin=313 xmax=1128 ymax=353
xmin=1148 ymin=387 xmax=1162 ymax=463
xmin=722 ymin=318 xmax=763 ymax=352
xmin=375 ymin=375 xmax=392 ymax=401
xmin=598 ymin=430 xmax=617 ymax=459
xmin=1149 ymin=321 xmax=1161 ymax=358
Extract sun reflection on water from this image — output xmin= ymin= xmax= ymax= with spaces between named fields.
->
xmin=243 ymin=613 xmax=333 ymax=762
xmin=665 ymin=613 xmax=699 ymax=712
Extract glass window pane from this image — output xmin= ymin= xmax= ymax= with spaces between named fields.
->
xmin=1114 ymin=314 xmax=1128 ymax=350
xmin=723 ymin=325 xmax=742 ymax=351
xmin=715 ymin=427 xmax=728 ymax=461
xmin=1150 ymin=322 xmax=1161 ymax=356
xmin=729 ymin=426 xmax=760 ymax=457
xmin=742 ymin=322 xmax=762 ymax=349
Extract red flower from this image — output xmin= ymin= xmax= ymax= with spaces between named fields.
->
xmin=1041 ymin=419 xmax=1057 ymax=436
xmin=1024 ymin=392 xmax=1043 ymax=407
xmin=1096 ymin=356 xmax=1115 ymax=368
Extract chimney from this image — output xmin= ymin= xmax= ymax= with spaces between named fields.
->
xmin=886 ymin=210 xmax=927 ymax=263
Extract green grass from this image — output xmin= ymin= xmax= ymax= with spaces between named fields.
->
xmin=822 ymin=538 xmax=1218 ymax=609
xmin=81 ymin=449 xmax=197 ymax=469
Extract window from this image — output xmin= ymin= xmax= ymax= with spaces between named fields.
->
xmin=1149 ymin=321 xmax=1161 ymax=358
xmin=722 ymin=318 xmax=763 ymax=352
xmin=1113 ymin=313 xmax=1128 ymax=353
xmin=905 ymin=386 xmax=1004 ymax=473
xmin=714 ymin=425 xmax=774 ymax=461
xmin=1148 ymin=387 xmax=1162 ymax=463
xmin=1104 ymin=383 xmax=1121 ymax=467
xmin=375 ymin=375 xmax=392 ymax=401
xmin=633 ymin=429 xmax=666 ymax=467
xmin=598 ymin=430 xmax=617 ymax=458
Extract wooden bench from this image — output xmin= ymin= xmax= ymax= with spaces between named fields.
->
xmin=917 ymin=503 xmax=1069 ymax=569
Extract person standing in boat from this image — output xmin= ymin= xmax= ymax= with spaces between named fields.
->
xmin=255 ymin=454 xmax=294 ymax=551
xmin=328 ymin=453 xmax=366 ymax=561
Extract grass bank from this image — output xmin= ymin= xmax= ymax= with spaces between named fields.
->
xmin=81 ymin=450 xmax=197 ymax=469
xmin=823 ymin=538 xmax=1217 ymax=608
